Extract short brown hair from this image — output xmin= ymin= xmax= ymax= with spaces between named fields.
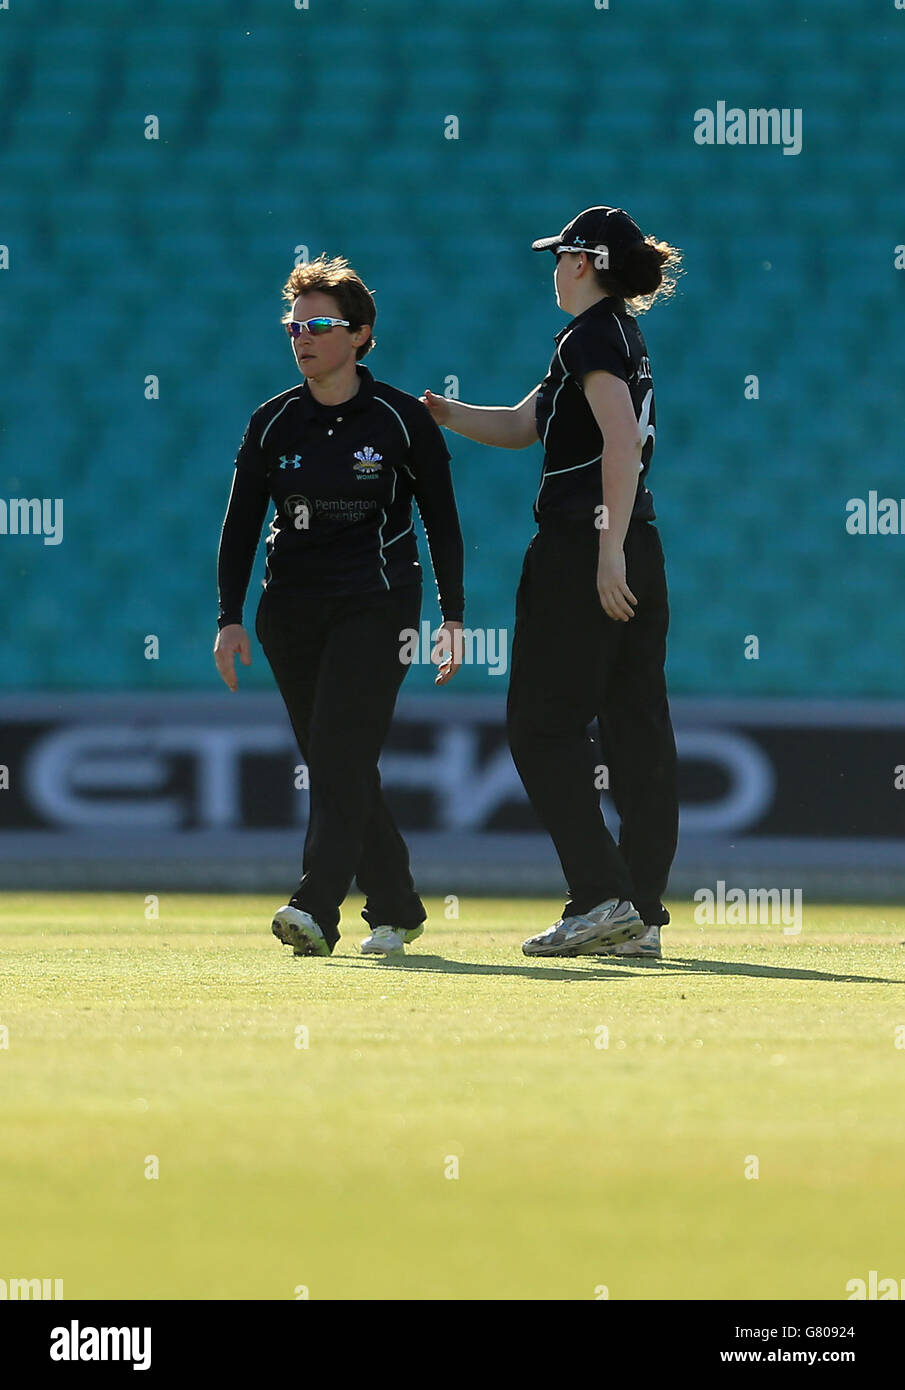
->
xmin=281 ymin=254 xmax=377 ymax=359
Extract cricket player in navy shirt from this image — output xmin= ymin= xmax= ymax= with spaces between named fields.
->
xmin=216 ymin=255 xmax=465 ymax=958
xmin=424 ymin=207 xmax=682 ymax=959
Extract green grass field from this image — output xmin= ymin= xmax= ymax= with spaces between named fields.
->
xmin=1 ymin=893 xmax=904 ymax=1301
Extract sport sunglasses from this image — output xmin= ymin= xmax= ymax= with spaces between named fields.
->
xmin=284 ymin=317 xmax=351 ymax=338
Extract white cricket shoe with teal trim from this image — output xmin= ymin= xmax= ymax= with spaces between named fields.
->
xmin=361 ymin=924 xmax=425 ymax=956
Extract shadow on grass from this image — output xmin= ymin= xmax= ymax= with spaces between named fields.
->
xmin=322 ymin=952 xmax=903 ymax=986
xmin=662 ymin=956 xmax=903 ymax=986
xmin=326 ymin=953 xmax=632 ymax=981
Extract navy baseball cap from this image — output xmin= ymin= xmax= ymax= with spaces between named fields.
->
xmin=531 ymin=206 xmax=645 ymax=268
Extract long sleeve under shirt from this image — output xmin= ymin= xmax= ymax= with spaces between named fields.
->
xmin=217 ymin=364 xmax=465 ymax=628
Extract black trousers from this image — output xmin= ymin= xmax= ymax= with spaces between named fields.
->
xmin=506 ymin=517 xmax=678 ymax=922
xmin=255 ymin=582 xmax=426 ymax=944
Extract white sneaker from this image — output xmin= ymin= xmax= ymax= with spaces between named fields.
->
xmin=361 ymin=924 xmax=424 ymax=956
xmin=593 ymin=924 xmax=662 ymax=959
xmin=522 ymin=899 xmax=645 ymax=957
xmin=271 ymin=905 xmax=332 ymax=957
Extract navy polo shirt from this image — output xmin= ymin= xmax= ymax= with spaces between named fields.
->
xmin=217 ymin=364 xmax=465 ymax=626
xmin=534 ymin=296 xmax=657 ymax=524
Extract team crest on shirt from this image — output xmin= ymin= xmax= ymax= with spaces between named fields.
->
xmin=352 ymin=445 xmax=383 ymax=477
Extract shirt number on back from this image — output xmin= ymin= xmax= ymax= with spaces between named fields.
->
xmin=638 ymin=388 xmax=655 ymax=469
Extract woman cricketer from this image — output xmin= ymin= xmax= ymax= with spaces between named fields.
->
xmin=424 ymin=206 xmax=682 ymax=960
xmin=215 ymin=255 xmax=465 ymax=958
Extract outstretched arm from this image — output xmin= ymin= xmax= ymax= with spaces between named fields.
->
xmin=421 ymin=385 xmax=540 ymax=449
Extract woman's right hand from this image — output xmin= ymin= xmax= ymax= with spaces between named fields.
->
xmin=421 ymin=389 xmax=451 ymax=426
xmin=214 ymin=624 xmax=251 ymax=691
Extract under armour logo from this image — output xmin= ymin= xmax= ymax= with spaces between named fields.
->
xmin=278 ymin=454 xmax=303 ymax=470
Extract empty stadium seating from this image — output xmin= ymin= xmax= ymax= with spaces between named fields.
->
xmin=1 ymin=0 xmax=902 ymax=694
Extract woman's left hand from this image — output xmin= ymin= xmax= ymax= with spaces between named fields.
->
xmin=432 ymin=620 xmax=464 ymax=685
xmin=596 ymin=545 xmax=638 ymax=622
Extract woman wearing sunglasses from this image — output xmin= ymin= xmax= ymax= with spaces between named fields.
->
xmin=424 ymin=206 xmax=682 ymax=961
xmin=215 ymin=254 xmax=464 ymax=958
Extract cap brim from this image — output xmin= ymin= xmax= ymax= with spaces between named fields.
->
xmin=531 ymin=235 xmax=561 ymax=252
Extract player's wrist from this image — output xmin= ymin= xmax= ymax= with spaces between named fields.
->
xmin=439 ymin=397 xmax=460 ymax=428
